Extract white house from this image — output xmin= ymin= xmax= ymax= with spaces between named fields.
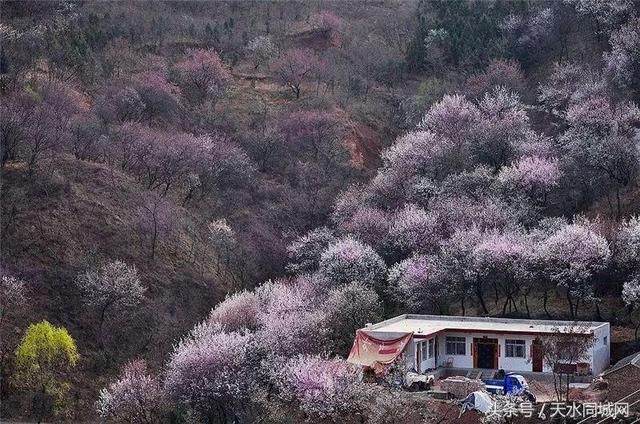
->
xmin=348 ymin=314 xmax=610 ymax=377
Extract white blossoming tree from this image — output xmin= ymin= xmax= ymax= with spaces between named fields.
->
xmin=75 ymin=260 xmax=146 ymax=344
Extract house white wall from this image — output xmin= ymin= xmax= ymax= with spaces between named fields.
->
xmin=591 ymin=323 xmax=611 ymax=376
xmin=411 ymin=337 xmax=436 ymax=372
xmin=407 ymin=324 xmax=611 ymax=375
xmin=433 ymin=331 xmax=546 ymax=371
xmin=400 ymin=328 xmax=610 ymax=375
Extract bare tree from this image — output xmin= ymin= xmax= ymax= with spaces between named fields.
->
xmin=270 ymin=48 xmax=321 ymax=99
xmin=135 ymin=194 xmax=176 ymax=260
xmin=539 ymin=323 xmax=596 ymax=401
xmin=0 ymin=272 xmax=27 ymax=367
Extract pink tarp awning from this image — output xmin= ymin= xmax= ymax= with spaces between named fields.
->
xmin=347 ymin=330 xmax=412 ymax=375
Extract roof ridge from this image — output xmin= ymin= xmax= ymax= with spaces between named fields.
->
xmin=403 ymin=314 xmax=606 ymax=327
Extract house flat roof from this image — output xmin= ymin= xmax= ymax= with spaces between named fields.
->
xmin=362 ymin=314 xmax=608 ymax=337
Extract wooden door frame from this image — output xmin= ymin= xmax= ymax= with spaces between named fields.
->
xmin=473 ymin=338 xmax=499 ymax=369
xmin=531 ymin=338 xmax=543 ymax=372
xmin=433 ymin=337 xmax=438 ymax=368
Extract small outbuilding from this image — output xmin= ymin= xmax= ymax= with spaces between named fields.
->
xmin=348 ymin=314 xmax=610 ymax=377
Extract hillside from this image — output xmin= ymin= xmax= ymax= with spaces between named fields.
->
xmin=1 ymin=0 xmax=640 ymax=422
xmin=1 ymin=156 xmax=230 ymax=416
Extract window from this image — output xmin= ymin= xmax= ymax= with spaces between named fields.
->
xmin=603 ymin=336 xmax=608 ymax=346
xmin=505 ymin=339 xmax=526 ymax=358
xmin=428 ymin=338 xmax=435 ymax=358
xmin=446 ymin=336 xmax=466 ymax=355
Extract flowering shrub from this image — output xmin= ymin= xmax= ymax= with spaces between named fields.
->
xmin=0 ymin=274 xmax=27 ymax=317
xmin=274 ymin=355 xmax=368 ymax=420
xmin=623 ymin=276 xmax=640 ymax=307
xmin=96 ymin=360 xmax=167 ymax=424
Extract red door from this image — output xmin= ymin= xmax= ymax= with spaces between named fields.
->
xmin=532 ymin=339 xmax=543 ymax=372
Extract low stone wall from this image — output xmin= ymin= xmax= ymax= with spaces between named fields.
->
xmin=434 ymin=367 xmax=593 ymax=384
xmin=440 ymin=376 xmax=486 ymax=399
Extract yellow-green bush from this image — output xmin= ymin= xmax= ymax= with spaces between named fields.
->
xmin=14 ymin=320 xmax=79 ymax=420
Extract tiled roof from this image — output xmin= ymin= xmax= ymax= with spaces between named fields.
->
xmin=604 ymin=351 xmax=640 ymax=375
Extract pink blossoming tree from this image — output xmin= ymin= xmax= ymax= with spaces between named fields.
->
xmin=316 ymin=237 xmax=387 ymax=291
xmin=273 ymin=355 xmax=368 ymax=420
xmin=175 ymin=49 xmax=230 ymax=105
xmin=540 ymin=222 xmax=610 ymax=318
xmin=165 ymin=321 xmax=257 ymax=422
xmin=96 ymin=360 xmax=168 ymax=424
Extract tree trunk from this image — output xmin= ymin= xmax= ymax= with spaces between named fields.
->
xmin=182 ymin=188 xmax=194 ymax=206
xmin=552 ymin=372 xmax=561 ymax=401
xmin=566 ymin=291 xmax=575 ymax=319
xmin=476 ymin=279 xmax=489 ymax=315
xmin=151 ymin=217 xmax=158 ymax=259
xmin=595 ymin=303 xmax=603 ymax=322
xmin=616 ymin=186 xmax=622 ymax=221
xmin=606 ymin=192 xmax=615 ymax=218
xmin=98 ymin=302 xmax=111 ymax=349
xmin=543 ymin=289 xmax=552 ymax=319
xmin=510 ymin=294 xmax=518 ymax=313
